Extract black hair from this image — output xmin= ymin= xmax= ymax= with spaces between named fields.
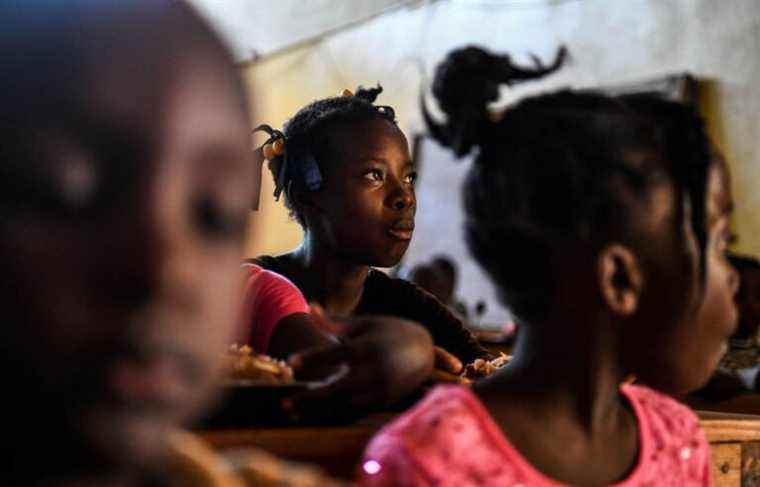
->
xmin=260 ymin=85 xmax=398 ymax=227
xmin=0 ymin=0 xmax=244 ymax=217
xmin=728 ymin=253 xmax=760 ymax=272
xmin=424 ymin=45 xmax=713 ymax=323
xmin=432 ymin=255 xmax=457 ymax=281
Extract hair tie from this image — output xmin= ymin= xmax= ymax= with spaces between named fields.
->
xmin=253 ymin=124 xmax=324 ymax=201
xmin=251 ymin=124 xmax=285 ymax=210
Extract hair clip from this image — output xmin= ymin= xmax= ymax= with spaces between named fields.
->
xmin=253 ymin=124 xmax=322 ymax=200
xmin=340 ymin=89 xmax=354 ymax=97
xmin=299 ymin=153 xmax=323 ymax=191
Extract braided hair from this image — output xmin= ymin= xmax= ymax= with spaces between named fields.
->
xmin=424 ymin=45 xmax=713 ymax=323
xmin=256 ymin=85 xmax=397 ymax=227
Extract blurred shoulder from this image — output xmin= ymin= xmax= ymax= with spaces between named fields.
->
xmin=624 ymin=383 xmax=705 ymax=448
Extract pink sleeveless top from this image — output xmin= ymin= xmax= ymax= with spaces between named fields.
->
xmin=359 ymin=384 xmax=711 ymax=486
xmin=239 ymin=264 xmax=310 ymax=353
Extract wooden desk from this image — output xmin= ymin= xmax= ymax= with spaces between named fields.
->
xmin=199 ymin=410 xmax=760 ymax=484
xmin=700 ymin=410 xmax=760 ymax=486
xmin=199 ymin=413 xmax=394 ymax=479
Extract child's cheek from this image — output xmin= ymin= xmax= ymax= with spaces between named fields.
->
xmin=699 ymin=258 xmax=738 ymax=362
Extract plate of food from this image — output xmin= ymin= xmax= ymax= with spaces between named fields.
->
xmin=197 ymin=345 xmax=311 ymax=428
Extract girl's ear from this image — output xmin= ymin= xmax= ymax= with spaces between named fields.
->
xmin=598 ymin=244 xmax=643 ymax=316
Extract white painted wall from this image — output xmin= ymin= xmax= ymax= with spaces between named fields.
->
xmin=241 ymin=0 xmax=760 ymax=321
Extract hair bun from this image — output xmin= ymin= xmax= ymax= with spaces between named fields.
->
xmin=423 ymin=45 xmax=567 ymax=157
xmin=354 ymin=84 xmax=383 ymax=103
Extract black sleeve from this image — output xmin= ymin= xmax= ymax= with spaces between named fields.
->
xmin=366 ymin=273 xmax=490 ymax=363
xmin=247 ymin=255 xmax=286 ymax=274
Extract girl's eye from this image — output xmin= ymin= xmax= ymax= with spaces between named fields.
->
xmin=192 ymin=197 xmax=247 ymax=241
xmin=363 ymin=169 xmax=384 ymax=182
xmin=404 ymin=172 xmax=418 ymax=185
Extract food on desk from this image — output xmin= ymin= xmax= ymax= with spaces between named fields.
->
xmin=225 ymin=344 xmax=294 ymax=385
xmin=462 ymin=352 xmax=512 ymax=380
xmin=167 ymin=431 xmax=348 ymax=487
xmin=231 ymin=448 xmax=349 ymax=487
xmin=430 ymin=353 xmax=511 ymax=384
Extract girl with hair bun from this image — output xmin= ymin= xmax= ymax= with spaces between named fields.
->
xmin=360 ymin=46 xmax=738 ymax=486
xmin=246 ymin=85 xmax=489 ymax=369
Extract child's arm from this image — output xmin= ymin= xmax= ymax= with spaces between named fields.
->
xmin=242 ymin=267 xmax=334 ymax=357
xmin=393 ymin=278 xmax=491 ymax=363
xmin=267 ymin=313 xmax=338 ymax=360
xmin=287 ymin=316 xmax=435 ymax=415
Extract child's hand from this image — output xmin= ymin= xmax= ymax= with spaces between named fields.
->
xmin=434 ymin=346 xmax=463 ymax=374
xmin=285 ymin=316 xmax=434 ymax=417
xmin=308 ymin=303 xmax=348 ymax=335
xmin=431 ymin=346 xmax=472 ymax=384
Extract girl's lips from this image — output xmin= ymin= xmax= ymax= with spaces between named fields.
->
xmin=387 ymin=228 xmax=413 ymax=241
xmin=388 ymin=219 xmax=414 ymax=241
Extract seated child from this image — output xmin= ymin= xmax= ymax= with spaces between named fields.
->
xmin=248 ymin=88 xmax=489 ymax=364
xmin=2 ymin=0 xmax=257 ymax=483
xmin=409 ymin=256 xmax=470 ymax=319
xmin=239 ymin=261 xmax=437 ymax=412
xmin=693 ymin=253 xmax=760 ymax=402
xmin=359 ymin=45 xmax=739 ymax=486
xmin=717 ymin=254 xmax=760 ymax=386
xmin=239 ymin=262 xmax=325 ymax=354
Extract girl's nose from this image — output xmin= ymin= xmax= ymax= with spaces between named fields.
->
xmin=390 ymin=187 xmax=414 ymax=211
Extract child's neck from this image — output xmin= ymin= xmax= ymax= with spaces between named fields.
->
xmin=474 ymin=317 xmax=639 ymax=485
xmin=490 ymin=322 xmax=627 ymax=428
xmin=289 ymin=236 xmax=369 ymax=317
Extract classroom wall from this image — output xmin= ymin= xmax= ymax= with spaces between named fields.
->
xmin=243 ymin=0 xmax=760 ymax=257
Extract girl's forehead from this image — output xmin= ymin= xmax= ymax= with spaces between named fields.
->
xmin=328 ymin=119 xmax=408 ymax=159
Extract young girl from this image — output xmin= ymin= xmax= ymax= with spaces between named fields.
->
xmin=359 ymin=46 xmax=739 ymax=486
xmin=238 ymin=261 xmax=437 ymax=413
xmin=249 ymin=87 xmax=489 ymax=365
xmin=692 ymin=253 xmax=760 ymax=402
xmin=2 ymin=0 xmax=256 ymax=483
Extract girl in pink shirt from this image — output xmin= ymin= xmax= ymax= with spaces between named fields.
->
xmin=360 ymin=46 xmax=739 ymax=486
xmin=239 ymin=263 xmax=314 ymax=354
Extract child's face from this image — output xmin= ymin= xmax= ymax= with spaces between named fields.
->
xmin=633 ymin=161 xmax=738 ymax=393
xmin=2 ymin=57 xmax=251 ymax=470
xmin=310 ymin=118 xmax=416 ymax=267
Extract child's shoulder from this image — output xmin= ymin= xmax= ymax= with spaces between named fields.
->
xmin=624 ymin=383 xmax=703 ymax=437
xmin=622 ymin=383 xmax=710 ymax=485
xmin=374 ymin=384 xmax=480 ymax=438
xmin=361 ymin=385 xmax=523 ymax=486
